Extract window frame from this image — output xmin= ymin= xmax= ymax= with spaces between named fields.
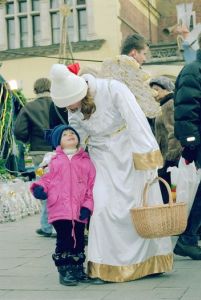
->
xmin=7 ymin=17 xmax=15 ymax=49
xmin=19 ymin=16 xmax=28 ymax=47
xmin=4 ymin=0 xmax=89 ymax=50
xmin=49 ymin=0 xmax=87 ymax=43
xmin=32 ymin=14 xmax=40 ymax=46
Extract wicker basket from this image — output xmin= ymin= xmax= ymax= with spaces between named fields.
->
xmin=130 ymin=177 xmax=187 ymax=238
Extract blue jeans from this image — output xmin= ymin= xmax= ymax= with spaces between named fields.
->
xmin=40 ymin=200 xmax=52 ymax=234
xmin=31 ymin=154 xmax=53 ymax=234
xmin=179 ymin=179 xmax=201 ymax=246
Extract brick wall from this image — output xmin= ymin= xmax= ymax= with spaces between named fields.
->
xmin=119 ymin=0 xmax=158 ymax=47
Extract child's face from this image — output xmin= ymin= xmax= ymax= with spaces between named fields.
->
xmin=60 ymin=130 xmax=78 ymax=149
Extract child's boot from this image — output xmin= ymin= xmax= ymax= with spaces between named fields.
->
xmin=58 ymin=265 xmax=78 ymax=286
xmin=52 ymin=252 xmax=78 ymax=286
xmin=72 ymin=253 xmax=91 ymax=283
xmin=74 ymin=263 xmax=91 ymax=283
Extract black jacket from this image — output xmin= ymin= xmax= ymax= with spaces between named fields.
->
xmin=14 ymin=96 xmax=68 ymax=151
xmin=174 ymin=49 xmax=201 ymax=149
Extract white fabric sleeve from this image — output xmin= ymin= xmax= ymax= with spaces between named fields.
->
xmin=110 ymin=80 xmax=162 ymax=173
xmin=110 ymin=80 xmax=159 ymax=153
xmin=68 ymin=110 xmax=89 ymax=149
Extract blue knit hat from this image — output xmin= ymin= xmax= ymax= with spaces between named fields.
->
xmin=45 ymin=125 xmax=80 ymax=149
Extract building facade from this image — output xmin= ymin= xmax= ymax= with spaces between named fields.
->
xmin=0 ymin=0 xmax=198 ymax=97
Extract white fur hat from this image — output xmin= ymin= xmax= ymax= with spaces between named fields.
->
xmin=50 ymin=64 xmax=88 ymax=108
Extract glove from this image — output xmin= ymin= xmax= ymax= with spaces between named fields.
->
xmin=79 ymin=207 xmax=91 ymax=221
xmin=161 ymin=159 xmax=179 ymax=173
xmin=164 ymin=160 xmax=179 ymax=169
xmin=181 ymin=147 xmax=197 ymax=164
xmin=33 ymin=186 xmax=47 ymax=200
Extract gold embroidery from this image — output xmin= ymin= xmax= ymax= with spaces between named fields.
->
xmin=88 ymin=253 xmax=173 ymax=282
xmin=133 ymin=149 xmax=163 ymax=170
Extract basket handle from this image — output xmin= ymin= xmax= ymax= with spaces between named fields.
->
xmin=143 ymin=176 xmax=173 ymax=207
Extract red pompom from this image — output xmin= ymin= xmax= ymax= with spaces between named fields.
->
xmin=67 ymin=63 xmax=80 ymax=75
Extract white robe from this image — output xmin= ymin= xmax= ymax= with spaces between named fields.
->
xmin=69 ymin=74 xmax=173 ymax=282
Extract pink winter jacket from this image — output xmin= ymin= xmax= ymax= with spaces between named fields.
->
xmin=30 ymin=146 xmax=96 ymax=224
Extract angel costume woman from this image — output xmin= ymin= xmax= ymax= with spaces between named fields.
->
xmin=49 ymin=61 xmax=173 ymax=283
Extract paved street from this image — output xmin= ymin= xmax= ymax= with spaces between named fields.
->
xmin=1 ymin=215 xmax=201 ymax=300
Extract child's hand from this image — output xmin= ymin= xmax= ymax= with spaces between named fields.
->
xmin=33 ymin=186 xmax=47 ymax=200
xmin=79 ymin=207 xmax=91 ymax=221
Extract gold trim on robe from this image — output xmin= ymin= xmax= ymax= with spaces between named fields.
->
xmin=88 ymin=253 xmax=173 ymax=283
xmin=133 ymin=149 xmax=163 ymax=170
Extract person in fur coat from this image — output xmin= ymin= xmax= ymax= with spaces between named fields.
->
xmin=149 ymin=76 xmax=182 ymax=203
xmin=30 ymin=125 xmax=96 ymax=286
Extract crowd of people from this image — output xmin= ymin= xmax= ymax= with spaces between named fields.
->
xmin=11 ymin=31 xmax=201 ymax=286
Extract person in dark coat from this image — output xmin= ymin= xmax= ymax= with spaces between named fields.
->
xmin=174 ymin=32 xmax=201 ymax=260
xmin=149 ymin=76 xmax=182 ymax=203
xmin=14 ymin=78 xmax=68 ymax=238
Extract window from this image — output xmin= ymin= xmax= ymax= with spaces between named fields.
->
xmin=77 ymin=9 xmax=87 ymax=41
xmin=6 ymin=2 xmax=14 ymax=15
xmin=7 ymin=18 xmax=15 ymax=49
xmin=19 ymin=17 xmax=28 ymax=47
xmin=189 ymin=11 xmax=196 ymax=31
xmin=65 ymin=0 xmax=73 ymax=5
xmin=77 ymin=0 xmax=85 ymax=5
xmin=5 ymin=0 xmax=42 ymax=48
xmin=32 ymin=15 xmax=40 ymax=46
xmin=50 ymin=0 xmax=87 ymax=43
xmin=50 ymin=0 xmax=60 ymax=9
xmin=18 ymin=0 xmax=27 ymax=13
xmin=51 ymin=12 xmax=60 ymax=44
xmin=4 ymin=0 xmax=89 ymax=50
xmin=32 ymin=0 xmax=40 ymax=11
xmin=67 ymin=14 xmax=74 ymax=42
xmin=74 ymin=0 xmax=87 ymax=41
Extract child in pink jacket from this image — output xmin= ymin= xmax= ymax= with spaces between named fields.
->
xmin=30 ymin=125 xmax=96 ymax=286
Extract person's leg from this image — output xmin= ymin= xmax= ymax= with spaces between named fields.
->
xmin=39 ymin=200 xmax=53 ymax=234
xmin=52 ymin=220 xmax=77 ymax=286
xmin=17 ymin=142 xmax=26 ymax=172
xmin=32 ymin=153 xmax=53 ymax=236
xmin=174 ymin=180 xmax=201 ymax=259
xmin=71 ymin=221 xmax=91 ymax=282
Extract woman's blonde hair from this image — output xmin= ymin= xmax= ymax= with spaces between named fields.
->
xmin=81 ymin=91 xmax=96 ymax=120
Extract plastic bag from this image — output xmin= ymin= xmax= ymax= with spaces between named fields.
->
xmin=176 ymin=158 xmax=201 ymax=213
xmin=167 ymin=166 xmax=179 ymax=187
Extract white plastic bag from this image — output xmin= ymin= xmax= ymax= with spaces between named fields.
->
xmin=167 ymin=166 xmax=179 ymax=187
xmin=176 ymin=158 xmax=201 ymax=213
